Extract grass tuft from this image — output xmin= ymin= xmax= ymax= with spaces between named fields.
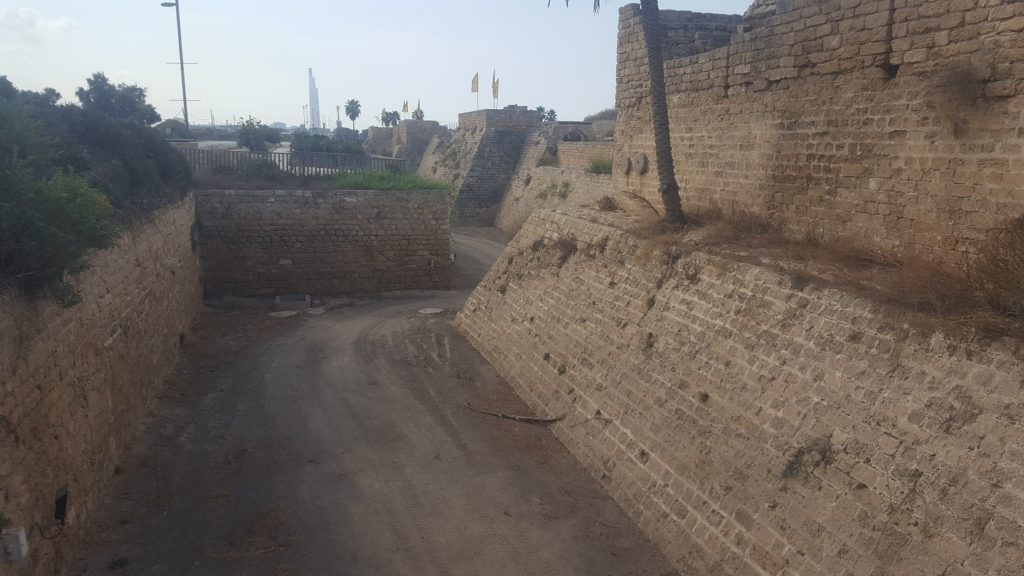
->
xmin=586 ymin=157 xmax=614 ymax=176
xmin=333 ymin=171 xmax=450 ymax=191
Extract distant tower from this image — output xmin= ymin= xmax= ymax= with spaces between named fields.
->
xmin=308 ymin=68 xmax=321 ymax=133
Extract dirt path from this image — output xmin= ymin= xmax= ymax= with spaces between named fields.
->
xmin=74 ymin=229 xmax=676 ymax=576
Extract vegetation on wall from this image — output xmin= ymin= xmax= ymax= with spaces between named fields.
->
xmin=333 ymin=171 xmax=450 ymax=191
xmin=0 ymin=74 xmax=188 ymax=303
xmin=583 ymin=108 xmax=616 ymax=123
xmin=587 ymin=157 xmax=613 ymax=175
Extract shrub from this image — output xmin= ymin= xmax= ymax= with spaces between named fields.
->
xmin=557 ymin=181 xmax=571 ymax=200
xmin=0 ymin=74 xmax=185 ymax=302
xmin=583 ymin=108 xmax=616 ymax=123
xmin=236 ymin=117 xmax=281 ymax=153
xmin=587 ymin=157 xmax=613 ymax=175
xmin=970 ymin=216 xmax=1024 ymax=318
xmin=290 ymin=132 xmax=364 ymax=155
xmin=0 ymin=169 xmax=120 ymax=304
xmin=596 ymin=195 xmax=619 ymax=211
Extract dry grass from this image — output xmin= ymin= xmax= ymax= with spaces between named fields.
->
xmin=969 ymin=216 xmax=1024 ymax=318
xmin=596 ymin=195 xmax=620 ymax=212
xmin=623 ymin=204 xmax=1024 ymax=339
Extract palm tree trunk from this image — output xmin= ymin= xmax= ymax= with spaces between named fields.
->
xmin=640 ymin=0 xmax=685 ymax=224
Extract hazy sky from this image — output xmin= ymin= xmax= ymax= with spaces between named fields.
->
xmin=2 ymin=1 xmax=751 ymax=129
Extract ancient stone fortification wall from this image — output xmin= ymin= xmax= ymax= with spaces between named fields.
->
xmin=419 ymin=108 xmax=542 ymax=226
xmin=0 ymin=198 xmax=202 ymax=576
xmin=617 ymin=1 xmax=1024 ymax=261
xmin=195 ymin=189 xmax=452 ymax=297
xmin=392 ymin=120 xmax=449 ymax=168
xmin=459 ymin=209 xmax=1023 ymax=576
xmin=362 ymin=126 xmax=395 ymax=156
xmin=495 ymin=125 xmax=615 ymax=235
xmin=556 ymin=141 xmax=616 ymax=172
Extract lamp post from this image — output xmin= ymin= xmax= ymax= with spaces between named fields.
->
xmin=161 ymin=1 xmax=190 ymax=134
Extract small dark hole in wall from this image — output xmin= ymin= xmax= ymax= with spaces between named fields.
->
xmin=698 ymin=392 xmax=710 ymax=404
xmin=543 ymin=352 xmax=551 ymax=361
xmin=54 ymin=486 xmax=68 ymax=525
xmin=637 ymin=449 xmax=650 ymax=465
xmin=879 ymin=62 xmax=900 ymax=80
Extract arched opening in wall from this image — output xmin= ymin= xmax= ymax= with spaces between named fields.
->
xmin=561 ymin=129 xmax=588 ymax=142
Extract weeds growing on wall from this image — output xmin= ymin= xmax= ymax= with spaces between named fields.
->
xmin=552 ymin=236 xmax=578 ymax=268
xmin=586 ymin=157 xmax=614 ymax=176
xmin=596 ymin=195 xmax=620 ymax=212
xmin=782 ymin=437 xmax=835 ymax=479
xmin=333 ymin=172 xmax=451 ymax=191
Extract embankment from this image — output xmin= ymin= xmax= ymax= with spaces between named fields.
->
xmin=0 ymin=197 xmax=203 ymax=576
xmin=458 ymin=209 xmax=1023 ymax=576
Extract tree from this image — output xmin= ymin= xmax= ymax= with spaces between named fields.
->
xmin=553 ymin=0 xmax=684 ymax=223
xmin=377 ymin=109 xmax=401 ymax=128
xmin=345 ymin=99 xmax=361 ymax=130
xmin=535 ymin=106 xmax=546 ymax=116
xmin=75 ymin=72 xmax=161 ymax=126
xmin=544 ymin=109 xmax=558 ymax=122
xmin=236 ymin=116 xmax=281 ymax=153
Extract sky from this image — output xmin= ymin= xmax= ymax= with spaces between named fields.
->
xmin=1 ymin=1 xmax=752 ymax=130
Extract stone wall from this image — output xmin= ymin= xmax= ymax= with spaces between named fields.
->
xmin=0 ymin=198 xmax=202 ymax=576
xmin=458 ymin=208 xmax=1024 ymax=576
xmin=392 ymin=120 xmax=449 ymax=168
xmin=495 ymin=125 xmax=616 ymax=235
xmin=363 ymin=126 xmax=395 ymax=156
xmin=616 ymin=1 xmax=1024 ymax=261
xmin=195 ymin=189 xmax=452 ymax=297
xmin=419 ymin=107 xmax=542 ymax=226
xmin=556 ymin=141 xmax=617 ymax=172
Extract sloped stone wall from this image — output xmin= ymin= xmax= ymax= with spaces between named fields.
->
xmin=495 ymin=126 xmax=615 ymax=235
xmin=1 ymin=198 xmax=202 ymax=576
xmin=458 ymin=208 xmax=1024 ymax=576
xmin=419 ymin=108 xmax=542 ymax=226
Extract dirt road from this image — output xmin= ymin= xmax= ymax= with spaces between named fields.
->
xmin=75 ymin=229 xmax=676 ymax=576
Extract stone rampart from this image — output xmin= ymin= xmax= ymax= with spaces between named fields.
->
xmin=458 ymin=208 xmax=1024 ymax=576
xmin=495 ymin=125 xmax=615 ymax=235
xmin=617 ymin=1 xmax=1024 ymax=261
xmin=195 ymin=189 xmax=452 ymax=297
xmin=419 ymin=107 xmax=542 ymax=226
xmin=0 ymin=198 xmax=202 ymax=576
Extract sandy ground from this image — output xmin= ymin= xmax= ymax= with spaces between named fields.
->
xmin=72 ymin=229 xmax=676 ymax=576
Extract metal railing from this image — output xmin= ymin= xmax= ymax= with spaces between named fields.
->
xmin=180 ymin=148 xmax=407 ymax=177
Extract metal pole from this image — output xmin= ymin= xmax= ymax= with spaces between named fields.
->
xmin=173 ymin=1 xmax=189 ymax=133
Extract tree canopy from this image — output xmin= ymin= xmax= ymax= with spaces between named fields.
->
xmin=75 ymin=72 xmax=161 ymax=126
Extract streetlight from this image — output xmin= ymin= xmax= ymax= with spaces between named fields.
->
xmin=161 ymin=1 xmax=190 ymax=134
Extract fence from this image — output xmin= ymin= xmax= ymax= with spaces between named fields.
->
xmin=179 ymin=148 xmax=407 ymax=177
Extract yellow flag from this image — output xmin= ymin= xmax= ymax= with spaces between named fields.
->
xmin=471 ymin=73 xmax=479 ymax=93
xmin=492 ymin=77 xmax=500 ymax=100
xmin=402 ymin=100 xmax=409 ymax=113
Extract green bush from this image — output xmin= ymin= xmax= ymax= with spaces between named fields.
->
xmin=587 ymin=157 xmax=613 ymax=175
xmin=237 ymin=117 xmax=282 ymax=153
xmin=0 ymin=168 xmax=120 ymax=304
xmin=0 ymin=74 xmax=186 ymax=303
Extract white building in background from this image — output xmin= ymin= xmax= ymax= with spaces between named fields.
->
xmin=308 ymin=68 xmax=321 ymax=131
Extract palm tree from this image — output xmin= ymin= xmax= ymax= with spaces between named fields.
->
xmin=554 ymin=0 xmax=684 ymax=223
xmin=344 ymin=99 xmax=361 ymax=130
